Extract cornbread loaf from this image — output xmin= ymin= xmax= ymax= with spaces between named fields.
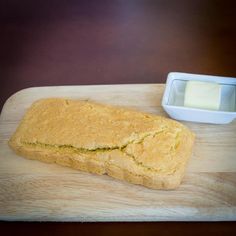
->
xmin=8 ymin=98 xmax=195 ymax=189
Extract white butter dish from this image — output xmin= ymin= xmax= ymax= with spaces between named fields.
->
xmin=162 ymin=72 xmax=236 ymax=124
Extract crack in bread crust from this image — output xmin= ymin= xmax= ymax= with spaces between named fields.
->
xmin=22 ymin=129 xmax=182 ymax=174
xmin=22 ymin=130 xmax=164 ymax=152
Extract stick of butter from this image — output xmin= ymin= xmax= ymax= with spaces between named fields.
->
xmin=184 ymin=81 xmax=221 ymax=110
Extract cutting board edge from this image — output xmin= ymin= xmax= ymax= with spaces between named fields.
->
xmin=0 ymin=84 xmax=164 ymax=119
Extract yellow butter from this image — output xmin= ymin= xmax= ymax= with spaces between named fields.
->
xmin=184 ymin=81 xmax=221 ymax=110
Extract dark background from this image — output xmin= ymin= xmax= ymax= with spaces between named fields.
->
xmin=1 ymin=0 xmax=236 ymax=110
xmin=1 ymin=0 xmax=236 ymax=234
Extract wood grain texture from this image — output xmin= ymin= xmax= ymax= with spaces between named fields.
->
xmin=0 ymin=84 xmax=236 ymax=221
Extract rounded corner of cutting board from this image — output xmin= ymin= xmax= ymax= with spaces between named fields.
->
xmin=8 ymin=87 xmax=37 ymax=100
xmin=1 ymin=87 xmax=39 ymax=115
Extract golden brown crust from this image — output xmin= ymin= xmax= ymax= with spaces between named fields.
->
xmin=8 ymin=98 xmax=195 ymax=189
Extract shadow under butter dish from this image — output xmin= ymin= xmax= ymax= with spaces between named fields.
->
xmin=8 ymin=98 xmax=195 ymax=189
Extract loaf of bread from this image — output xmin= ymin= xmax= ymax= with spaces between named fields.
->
xmin=9 ymin=98 xmax=195 ymax=189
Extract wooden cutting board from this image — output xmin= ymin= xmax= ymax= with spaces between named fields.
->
xmin=0 ymin=84 xmax=236 ymax=221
